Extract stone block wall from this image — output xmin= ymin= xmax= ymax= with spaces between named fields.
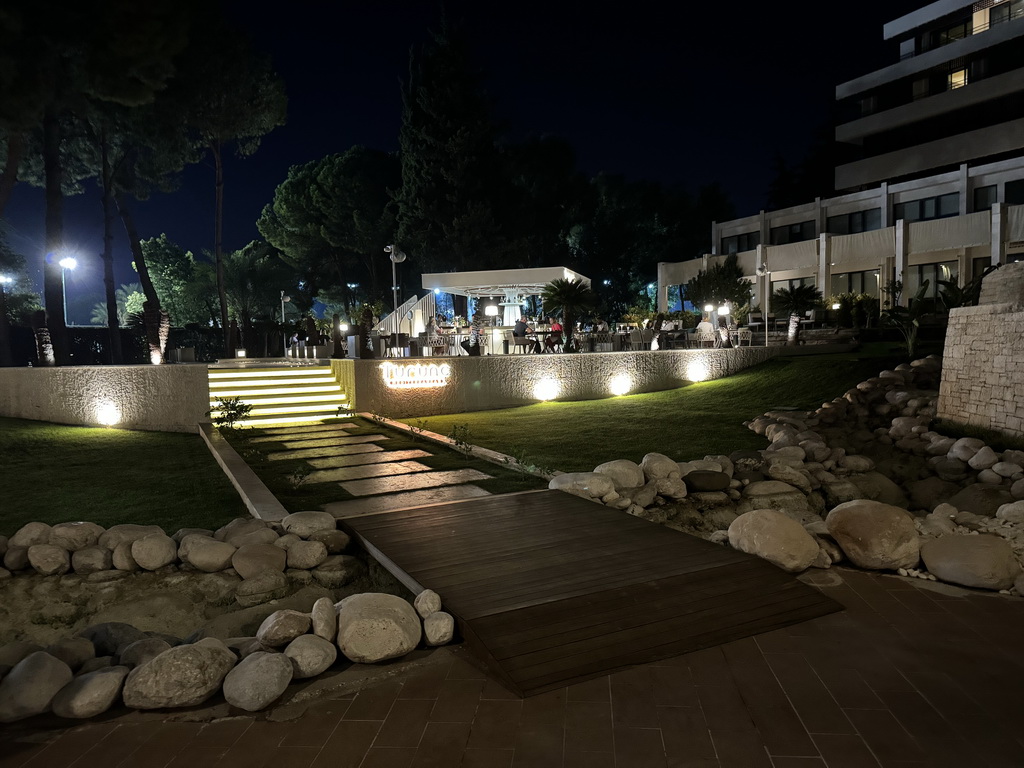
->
xmin=334 ymin=347 xmax=782 ymax=419
xmin=0 ymin=364 xmax=210 ymax=432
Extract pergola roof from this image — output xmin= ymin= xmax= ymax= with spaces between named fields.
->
xmin=420 ymin=267 xmax=590 ymax=299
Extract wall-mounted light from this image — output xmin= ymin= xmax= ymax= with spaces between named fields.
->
xmin=609 ymin=374 xmax=631 ymax=396
xmin=340 ymin=323 xmax=349 ymax=333
xmin=534 ymin=378 xmax=560 ymax=401
xmin=235 ymin=348 xmax=247 ymax=358
xmin=687 ymin=361 xmax=709 ymax=382
xmin=95 ymin=400 xmax=120 ymax=427
xmin=832 ymin=303 xmax=841 ymax=310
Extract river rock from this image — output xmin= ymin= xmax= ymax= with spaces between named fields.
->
xmin=0 ymin=641 xmax=44 ymax=674
xmin=993 ymin=462 xmax=1023 ymax=478
xmin=414 ymin=589 xmax=442 ymax=619
xmin=274 ymin=534 xmax=302 ymax=550
xmin=684 ymin=471 xmax=731 ymax=492
xmin=49 ymin=522 xmax=105 ymax=552
xmin=257 ymin=610 xmax=311 ymax=647
xmin=0 ymin=652 xmax=73 ymax=722
xmin=51 ymin=666 xmax=129 ymax=719
xmin=306 ymin=529 xmax=351 ymax=554
xmin=227 ymin=528 xmax=280 ymax=548
xmin=825 ymin=500 xmax=920 ymax=570
xmin=284 ymin=634 xmax=337 ymax=679
xmin=76 ymin=656 xmax=115 ymax=676
xmin=766 ymin=463 xmax=811 ymax=493
xmin=310 ymin=597 xmax=337 ymax=642
xmin=934 ymin=457 xmax=969 ymax=482
xmin=78 ymin=622 xmax=149 ymax=657
xmin=122 ymin=642 xmax=236 ymax=709
xmin=948 ymin=437 xmax=985 ymax=462
xmin=640 ymin=453 xmax=679 ymax=481
xmin=336 ymin=593 xmax=421 ymax=663
xmin=424 ymin=612 xmax=455 ymax=646
xmin=98 ymin=524 xmax=164 ymax=550
xmin=10 ymin=522 xmax=52 ymax=548
xmin=286 ymin=540 xmax=328 ymax=570
xmin=847 ymin=472 xmax=908 ymax=508
xmin=312 ymin=554 xmax=365 ymax=588
xmin=550 ymin=472 xmax=616 ymax=499
xmin=282 ymin=510 xmax=337 ymax=538
xmin=215 ymin=518 xmax=268 ymax=543
xmin=593 ymin=459 xmax=645 ymax=489
xmin=131 ymin=534 xmax=178 ymax=571
xmin=921 ymin=534 xmax=1021 ymax=591
xmin=967 ymin=446 xmax=999 ymax=471
xmin=119 ymin=638 xmax=172 ymax=669
xmin=71 ymin=546 xmax=113 ymax=574
xmin=655 ymin=477 xmax=689 ymax=500
xmin=233 ymin=544 xmax=287 ymax=580
xmin=3 ymin=546 xmax=28 ymax=572
xmin=187 ymin=539 xmax=238 ymax=572
xmin=27 ymin=544 xmax=71 ymax=576
xmin=996 ymin=501 xmax=1024 ymax=525
xmin=947 ymin=485 xmax=1014 ymax=518
xmin=728 ymin=509 xmax=820 ymax=573
xmin=839 ymin=455 xmax=875 ymax=472
xmin=222 ymin=651 xmax=292 ymax=712
xmin=905 ymin=477 xmax=960 ymax=512
xmin=111 ymin=541 xmax=139 ymax=571
xmin=46 ymin=638 xmax=95 ymax=672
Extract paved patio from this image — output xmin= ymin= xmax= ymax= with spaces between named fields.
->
xmin=2 ymin=568 xmax=1023 ymax=768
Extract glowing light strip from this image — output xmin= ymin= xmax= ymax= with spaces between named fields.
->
xmin=209 ymin=385 xmax=343 ymax=397
xmin=208 ymin=369 xmax=332 ymax=379
xmin=211 ymin=403 xmax=345 ymax=416
xmin=233 ymin=414 xmax=351 ymax=427
xmin=208 ymin=394 xmax=345 ymax=407
xmin=380 ymin=362 xmax=452 ymax=389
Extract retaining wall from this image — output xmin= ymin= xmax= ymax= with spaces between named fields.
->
xmin=332 ymin=347 xmax=782 ymax=419
xmin=0 ymin=364 xmax=210 ymax=432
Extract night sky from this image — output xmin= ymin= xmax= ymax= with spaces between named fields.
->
xmin=3 ymin=0 xmax=923 ymax=322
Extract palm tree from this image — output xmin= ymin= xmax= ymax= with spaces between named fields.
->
xmin=772 ymin=284 xmax=823 ymax=346
xmin=541 ymin=278 xmax=598 ymax=352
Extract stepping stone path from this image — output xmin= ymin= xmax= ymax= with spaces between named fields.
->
xmin=252 ymin=422 xmax=493 ymax=518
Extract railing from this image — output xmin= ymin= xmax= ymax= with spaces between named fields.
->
xmin=900 ymin=6 xmax=1024 ymax=60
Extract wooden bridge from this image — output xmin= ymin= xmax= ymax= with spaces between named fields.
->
xmin=341 ymin=489 xmax=841 ymax=697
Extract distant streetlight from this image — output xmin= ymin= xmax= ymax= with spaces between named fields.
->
xmin=384 ymin=245 xmax=407 ymax=314
xmin=59 ymin=256 xmax=77 ymax=326
xmin=756 ymin=262 xmax=771 ymax=347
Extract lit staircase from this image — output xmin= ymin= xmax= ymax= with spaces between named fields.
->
xmin=207 ymin=365 xmax=349 ymax=427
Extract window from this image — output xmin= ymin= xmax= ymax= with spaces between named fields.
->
xmin=720 ymin=231 xmax=759 ymax=255
xmin=826 ymin=208 xmax=882 ymax=235
xmin=912 ymin=78 xmax=931 ymax=101
xmin=769 ymin=220 xmax=815 ymax=246
xmin=904 ymin=261 xmax=958 ymax=300
xmin=1006 ymin=179 xmax=1024 ymax=205
xmin=972 ymin=257 xmax=991 ymax=280
xmin=771 ymin=277 xmax=816 ymax=295
xmin=948 ymin=68 xmax=968 ymax=90
xmin=973 ymin=184 xmax=997 ymax=211
xmin=938 ymin=21 xmax=969 ymax=45
xmin=990 ymin=0 xmax=1024 ymax=27
xmin=894 ymin=193 xmax=960 ymax=222
xmin=830 ymin=270 xmax=881 ymax=297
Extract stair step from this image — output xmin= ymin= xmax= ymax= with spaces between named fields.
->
xmin=209 ymin=394 xmax=346 ymax=408
xmin=210 ymin=381 xmax=342 ymax=395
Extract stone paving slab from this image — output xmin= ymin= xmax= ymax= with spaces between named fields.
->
xmin=306 ymin=460 xmax=434 ymax=485
xmin=339 ymin=468 xmax=492 ymax=497
xmin=306 ymin=449 xmax=431 ymax=470
xmin=250 ymin=430 xmax=371 ymax=445
xmin=266 ymin=444 xmax=384 ymax=461
xmin=324 ymin=484 xmax=492 ymax=519
xmin=256 ymin=422 xmax=356 ymax=436
xmin=276 ymin=435 xmax=389 ymax=449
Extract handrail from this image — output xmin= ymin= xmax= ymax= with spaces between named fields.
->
xmin=901 ymin=6 xmax=1024 ymax=59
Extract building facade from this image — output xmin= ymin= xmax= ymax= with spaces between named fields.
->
xmin=659 ymin=0 xmax=1024 ymax=312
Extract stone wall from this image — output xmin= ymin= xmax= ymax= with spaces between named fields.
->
xmin=938 ymin=262 xmax=1024 ymax=436
xmin=333 ymin=347 xmax=782 ymax=419
xmin=0 ymin=364 xmax=210 ymax=432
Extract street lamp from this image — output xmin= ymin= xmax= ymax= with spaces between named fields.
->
xmin=756 ymin=262 xmax=771 ymax=347
xmin=58 ymin=256 xmax=77 ymax=326
xmin=384 ymin=245 xmax=406 ymax=314
xmin=280 ymin=291 xmax=290 ymax=357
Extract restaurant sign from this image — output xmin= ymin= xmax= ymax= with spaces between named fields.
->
xmin=381 ymin=361 xmax=452 ymax=389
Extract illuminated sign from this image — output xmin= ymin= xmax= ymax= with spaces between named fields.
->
xmin=381 ymin=362 xmax=452 ymax=389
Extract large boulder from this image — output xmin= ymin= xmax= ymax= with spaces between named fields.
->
xmin=51 ymin=666 xmax=129 ymax=719
xmin=221 ymin=652 xmax=292 ymax=712
xmin=683 ymin=471 xmax=731 ymax=493
xmin=98 ymin=524 xmax=164 ymax=550
xmin=640 ymin=453 xmax=678 ymax=481
xmin=281 ymin=511 xmax=337 ymax=538
xmin=728 ymin=510 xmax=820 ymax=573
xmin=284 ymin=635 xmax=337 ymax=679
xmin=233 ymin=544 xmax=288 ymax=580
xmin=46 ymin=638 xmax=95 ymax=672
xmin=122 ymin=642 xmax=236 ymax=709
xmin=948 ymin=437 xmax=985 ymax=462
xmin=111 ymin=541 xmax=139 ymax=571
xmin=825 ymin=500 xmax=920 ymax=570
xmin=71 ymin=546 xmax=113 ymax=575
xmin=131 ymin=534 xmax=178 ymax=571
xmin=215 ymin=518 xmax=269 ymax=543
xmin=49 ymin=522 xmax=105 ymax=552
xmin=549 ymin=472 xmax=616 ymax=500
xmin=3 ymin=546 xmax=28 ymax=572
xmin=947 ymin=485 xmax=1014 ymax=518
xmin=593 ymin=460 xmax=645 ymax=489
xmin=921 ymin=535 xmax=1021 ymax=591
xmin=256 ymin=610 xmax=311 ymax=647
xmin=0 ymin=652 xmax=73 ymax=722
xmin=9 ymin=522 xmax=52 ymax=548
xmin=739 ymin=481 xmax=811 ymax=515
xmin=286 ymin=540 xmax=328 ymax=570
xmin=905 ymin=477 xmax=960 ymax=512
xmin=307 ymin=529 xmax=351 ymax=554
xmin=227 ymin=528 xmax=279 ymax=549
xmin=187 ymin=539 xmax=237 ymax=573
xmin=119 ymin=638 xmax=172 ymax=669
xmin=311 ymin=554 xmax=365 ymax=588
xmin=336 ymin=593 xmax=421 ymax=663
xmin=27 ymin=544 xmax=71 ymax=576
xmin=78 ymin=622 xmax=148 ymax=657
xmin=766 ymin=463 xmax=812 ymax=493
xmin=847 ymin=472 xmax=908 ymax=508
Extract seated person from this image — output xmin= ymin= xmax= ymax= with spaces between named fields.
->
xmin=513 ymin=316 xmax=541 ymax=352
xmin=544 ymin=318 xmax=563 ymax=352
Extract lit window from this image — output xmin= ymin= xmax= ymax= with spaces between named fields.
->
xmin=948 ymin=69 xmax=968 ymax=90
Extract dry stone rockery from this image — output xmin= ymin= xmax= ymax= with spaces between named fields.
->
xmin=549 ymin=355 xmax=1024 ymax=596
xmin=0 ymin=511 xmax=457 ymax=721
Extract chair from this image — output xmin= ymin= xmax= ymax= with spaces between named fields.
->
xmin=593 ymin=332 xmax=613 ymax=352
xmin=627 ymin=330 xmax=642 ymax=350
xmin=737 ymin=328 xmax=753 ymax=346
xmin=695 ymin=326 xmax=717 ymax=348
xmin=505 ymin=330 xmax=533 ymax=354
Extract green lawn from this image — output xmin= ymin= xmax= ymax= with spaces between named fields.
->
xmin=0 ymin=418 xmax=247 ymax=536
xmin=407 ymin=349 xmax=906 ymax=473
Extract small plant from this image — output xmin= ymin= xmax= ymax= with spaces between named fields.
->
xmin=336 ymin=403 xmax=353 ymax=419
xmin=208 ymin=397 xmax=252 ymax=430
xmin=369 ymin=411 xmax=388 ymax=424
xmin=502 ymin=445 xmax=555 ymax=478
xmin=409 ymin=419 xmax=431 ymax=440
xmin=447 ymin=423 xmax=472 ymax=456
xmin=881 ymin=280 xmax=931 ymax=359
xmin=286 ymin=466 xmax=312 ymax=489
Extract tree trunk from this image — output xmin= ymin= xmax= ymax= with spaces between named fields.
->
xmin=42 ymin=108 xmax=69 ymax=365
xmin=212 ymin=140 xmax=230 ymax=357
xmin=115 ymin=194 xmax=164 ymax=363
xmin=100 ymin=130 xmax=123 ymax=364
xmin=0 ymin=285 xmax=12 ymax=367
xmin=0 ymin=131 xmax=26 ymax=218
xmin=787 ymin=313 xmax=800 ymax=346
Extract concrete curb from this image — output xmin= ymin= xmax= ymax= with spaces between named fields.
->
xmin=360 ymin=412 xmax=560 ymax=481
xmin=199 ymin=422 xmax=289 ymax=521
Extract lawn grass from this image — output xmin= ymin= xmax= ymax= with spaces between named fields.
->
xmin=223 ymin=416 xmax=547 ymax=513
xmin=0 ymin=418 xmax=248 ymax=536
xmin=407 ymin=349 xmax=906 ymax=473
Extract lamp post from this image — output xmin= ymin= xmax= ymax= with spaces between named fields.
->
xmin=384 ymin=245 xmax=406 ymax=314
xmin=0 ymin=275 xmax=11 ymax=367
xmin=58 ymin=256 xmax=77 ymax=326
xmin=280 ymin=291 xmax=290 ymax=357
xmin=756 ymin=262 xmax=771 ymax=347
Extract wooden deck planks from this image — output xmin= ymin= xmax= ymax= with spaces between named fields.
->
xmin=341 ymin=489 xmax=842 ymax=696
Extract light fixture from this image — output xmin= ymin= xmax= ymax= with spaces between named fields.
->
xmin=95 ymin=400 xmax=120 ymax=427
xmin=687 ymin=361 xmax=710 ymax=382
xmin=609 ymin=374 xmax=631 ymax=396
xmin=434 ymin=288 xmax=440 ymax=295
xmin=0 ymin=275 xmax=12 ymax=285
xmin=832 ymin=303 xmax=841 ymax=310
xmin=718 ymin=305 xmax=730 ymax=315
xmin=235 ymin=348 xmax=247 ymax=358
xmin=533 ymin=378 xmax=560 ymax=401
xmin=340 ymin=323 xmax=349 ymax=333
xmin=58 ymin=256 xmax=77 ymax=270
xmin=703 ymin=304 xmax=714 ymax=313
